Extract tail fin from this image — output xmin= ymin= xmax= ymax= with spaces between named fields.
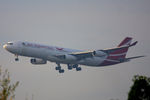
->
xmin=108 ymin=37 xmax=132 ymax=60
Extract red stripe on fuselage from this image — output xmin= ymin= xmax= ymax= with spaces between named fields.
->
xmin=100 ymin=60 xmax=119 ymax=66
xmin=100 ymin=37 xmax=132 ymax=66
xmin=107 ymin=54 xmax=126 ymax=60
xmin=100 ymin=48 xmax=128 ymax=66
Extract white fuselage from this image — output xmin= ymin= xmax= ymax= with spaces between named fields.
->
xmin=3 ymin=41 xmax=106 ymax=66
xmin=3 ymin=37 xmax=141 ymax=73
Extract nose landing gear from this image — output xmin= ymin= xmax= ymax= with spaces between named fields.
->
xmin=15 ymin=54 xmax=19 ymax=61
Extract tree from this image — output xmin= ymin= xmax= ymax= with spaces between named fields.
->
xmin=128 ymin=75 xmax=150 ymax=100
xmin=0 ymin=67 xmax=19 ymax=100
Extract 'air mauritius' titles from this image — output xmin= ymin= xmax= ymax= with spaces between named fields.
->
xmin=25 ymin=42 xmax=65 ymax=51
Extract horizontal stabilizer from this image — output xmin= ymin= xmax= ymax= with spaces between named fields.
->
xmin=129 ymin=41 xmax=138 ymax=47
xmin=126 ymin=55 xmax=145 ymax=60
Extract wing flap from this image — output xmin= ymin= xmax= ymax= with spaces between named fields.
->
xmin=54 ymin=51 xmax=94 ymax=60
xmin=69 ymin=51 xmax=94 ymax=60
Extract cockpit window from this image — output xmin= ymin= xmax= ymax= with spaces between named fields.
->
xmin=7 ymin=42 xmax=13 ymax=45
xmin=22 ymin=42 xmax=25 ymax=45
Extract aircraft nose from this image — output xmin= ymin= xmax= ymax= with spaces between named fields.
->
xmin=3 ymin=44 xmax=7 ymax=49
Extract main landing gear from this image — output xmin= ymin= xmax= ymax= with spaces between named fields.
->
xmin=55 ymin=63 xmax=65 ymax=73
xmin=15 ymin=54 xmax=19 ymax=61
xmin=68 ymin=64 xmax=82 ymax=71
xmin=55 ymin=63 xmax=82 ymax=73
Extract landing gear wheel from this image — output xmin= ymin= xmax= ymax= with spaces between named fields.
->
xmin=76 ymin=67 xmax=82 ymax=71
xmin=68 ymin=66 xmax=72 ymax=70
xmin=14 ymin=54 xmax=19 ymax=61
xmin=59 ymin=69 xmax=64 ymax=73
xmin=55 ymin=63 xmax=65 ymax=73
xmin=55 ymin=66 xmax=61 ymax=70
xmin=15 ymin=58 xmax=19 ymax=61
xmin=72 ymin=64 xmax=78 ymax=68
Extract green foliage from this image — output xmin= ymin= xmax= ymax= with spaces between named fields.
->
xmin=128 ymin=75 xmax=150 ymax=100
xmin=0 ymin=67 xmax=19 ymax=100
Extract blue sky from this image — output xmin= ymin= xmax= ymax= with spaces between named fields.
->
xmin=0 ymin=0 xmax=150 ymax=100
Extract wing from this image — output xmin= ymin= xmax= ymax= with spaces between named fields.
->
xmin=54 ymin=51 xmax=94 ymax=60
xmin=54 ymin=41 xmax=138 ymax=60
xmin=70 ymin=51 xmax=94 ymax=58
xmin=101 ymin=41 xmax=138 ymax=54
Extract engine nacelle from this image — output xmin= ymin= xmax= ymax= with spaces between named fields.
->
xmin=30 ymin=58 xmax=47 ymax=64
xmin=93 ymin=50 xmax=107 ymax=57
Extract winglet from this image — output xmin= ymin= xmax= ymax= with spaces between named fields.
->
xmin=118 ymin=37 xmax=132 ymax=47
xmin=130 ymin=41 xmax=138 ymax=47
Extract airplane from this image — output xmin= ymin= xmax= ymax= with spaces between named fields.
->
xmin=3 ymin=37 xmax=144 ymax=73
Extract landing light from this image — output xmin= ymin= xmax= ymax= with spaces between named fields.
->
xmin=3 ymin=44 xmax=7 ymax=49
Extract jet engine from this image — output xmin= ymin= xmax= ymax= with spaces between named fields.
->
xmin=30 ymin=58 xmax=47 ymax=64
xmin=93 ymin=50 xmax=107 ymax=57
